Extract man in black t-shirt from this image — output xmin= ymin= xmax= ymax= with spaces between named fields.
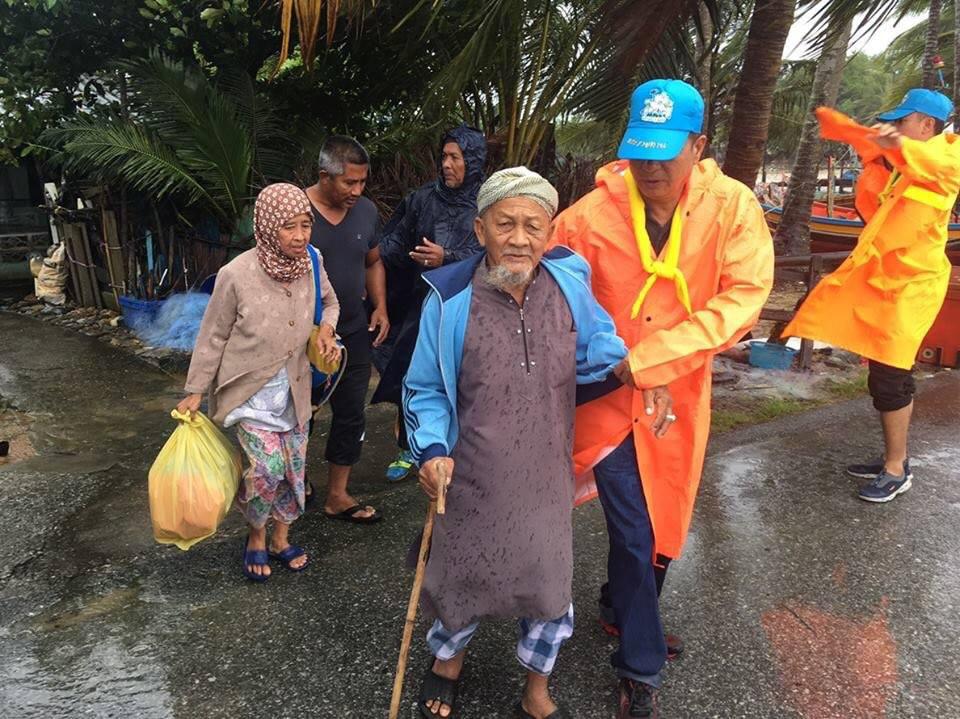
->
xmin=306 ymin=136 xmax=389 ymax=523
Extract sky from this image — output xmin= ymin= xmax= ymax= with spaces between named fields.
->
xmin=784 ymin=8 xmax=923 ymax=60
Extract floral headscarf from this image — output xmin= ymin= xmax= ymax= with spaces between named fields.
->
xmin=253 ymin=183 xmax=313 ymax=283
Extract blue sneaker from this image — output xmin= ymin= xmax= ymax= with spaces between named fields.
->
xmin=858 ymin=469 xmax=913 ymax=503
xmin=847 ymin=458 xmax=911 ymax=479
xmin=385 ymin=449 xmax=415 ymax=482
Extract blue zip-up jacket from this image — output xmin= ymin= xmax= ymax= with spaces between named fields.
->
xmin=402 ymin=246 xmax=628 ymax=465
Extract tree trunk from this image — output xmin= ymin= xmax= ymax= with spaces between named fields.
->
xmin=694 ymin=1 xmax=714 ymax=135
xmin=774 ymin=17 xmax=853 ymax=256
xmin=922 ymin=0 xmax=943 ymax=89
xmin=722 ymin=0 xmax=796 ymax=187
xmin=954 ymin=0 xmax=960 ymax=107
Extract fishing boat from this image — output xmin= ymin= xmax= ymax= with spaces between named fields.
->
xmin=763 ymin=203 xmax=960 ymax=368
xmin=762 ymin=204 xmax=960 ymax=264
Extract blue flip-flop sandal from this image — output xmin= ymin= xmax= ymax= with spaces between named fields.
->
xmin=242 ymin=542 xmax=271 ymax=583
xmin=269 ymin=544 xmax=309 ymax=572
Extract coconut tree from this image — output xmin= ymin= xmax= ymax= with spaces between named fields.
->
xmin=880 ymin=5 xmax=955 ymax=100
xmin=805 ymin=0 xmax=947 ymax=78
xmin=272 ymin=0 xmax=724 ymax=167
xmin=566 ymin=0 xmax=748 ymax=152
xmin=955 ymin=0 xmax=960 ymax=105
xmin=40 ymin=51 xmax=295 ymax=233
xmin=764 ymin=59 xmax=818 ymax=159
xmin=722 ymin=0 xmax=797 ymax=187
xmin=922 ymin=0 xmax=944 ymax=87
xmin=271 ymin=0 xmax=378 ymax=74
xmin=774 ymin=15 xmax=853 ymax=255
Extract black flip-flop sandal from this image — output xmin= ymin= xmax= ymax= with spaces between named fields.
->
xmin=419 ymin=664 xmax=460 ymax=718
xmin=515 ymin=702 xmax=572 ymax=718
xmin=323 ymin=503 xmax=383 ymax=524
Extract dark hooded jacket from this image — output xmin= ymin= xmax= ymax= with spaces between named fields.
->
xmin=373 ymin=125 xmax=487 ymax=406
xmin=379 ymin=125 xmax=487 ymax=305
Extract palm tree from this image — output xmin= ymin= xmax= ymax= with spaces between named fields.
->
xmin=416 ymin=0 xmax=714 ymax=167
xmin=40 ymin=51 xmax=294 ymax=233
xmin=418 ymin=0 xmax=607 ymax=167
xmin=955 ymin=0 xmax=960 ymax=106
xmin=694 ymin=2 xmax=716 ymax=134
xmin=272 ymin=0 xmax=722 ymax=167
xmin=271 ymin=0 xmax=376 ymax=74
xmin=264 ymin=0 xmax=728 ymax=164
xmin=923 ymin=0 xmax=944 ymax=88
xmin=803 ymin=0 xmax=949 ymax=83
xmin=722 ymin=0 xmax=797 ymax=187
xmin=774 ymin=15 xmax=853 ymax=255
xmin=765 ymin=59 xmax=817 ymax=158
xmin=880 ymin=6 xmax=954 ymax=100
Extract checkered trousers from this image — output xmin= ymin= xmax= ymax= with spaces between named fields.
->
xmin=426 ymin=604 xmax=574 ymax=676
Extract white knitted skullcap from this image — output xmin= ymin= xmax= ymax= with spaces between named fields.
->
xmin=476 ymin=166 xmax=559 ymax=218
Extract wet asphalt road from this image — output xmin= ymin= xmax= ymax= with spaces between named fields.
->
xmin=1 ymin=310 xmax=958 ymax=719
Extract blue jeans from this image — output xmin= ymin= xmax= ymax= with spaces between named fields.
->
xmin=593 ymin=435 xmax=666 ymax=688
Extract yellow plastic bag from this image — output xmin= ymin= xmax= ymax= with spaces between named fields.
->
xmin=148 ymin=409 xmax=241 ymax=550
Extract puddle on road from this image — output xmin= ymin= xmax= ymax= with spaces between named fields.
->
xmin=2 ymin=583 xmax=175 ymax=719
xmin=140 ymin=392 xmax=187 ymax=414
xmin=34 ymin=586 xmax=142 ymax=632
xmin=3 ymin=632 xmax=174 ymax=719
xmin=3 ymin=452 xmax=117 ymax=475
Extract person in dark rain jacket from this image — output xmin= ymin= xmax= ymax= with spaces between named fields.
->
xmin=373 ymin=124 xmax=487 ymax=482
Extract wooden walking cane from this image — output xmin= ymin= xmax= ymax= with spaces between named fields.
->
xmin=389 ymin=461 xmax=448 ymax=719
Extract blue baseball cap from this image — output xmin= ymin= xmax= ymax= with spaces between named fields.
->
xmin=617 ymin=79 xmax=705 ymax=161
xmin=877 ymin=88 xmax=953 ymax=122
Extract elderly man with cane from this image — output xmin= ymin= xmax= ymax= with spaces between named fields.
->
xmin=552 ymin=79 xmax=774 ymax=717
xmin=399 ymin=167 xmax=626 ymax=719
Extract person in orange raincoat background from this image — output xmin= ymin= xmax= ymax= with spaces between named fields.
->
xmin=551 ymin=79 xmax=774 ymax=718
xmin=783 ymin=89 xmax=959 ymax=504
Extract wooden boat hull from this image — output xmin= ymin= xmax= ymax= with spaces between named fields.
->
xmin=764 ymin=205 xmax=960 ymax=368
xmin=763 ymin=205 xmax=960 ymax=265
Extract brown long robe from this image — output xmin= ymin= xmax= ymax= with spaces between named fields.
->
xmin=421 ymin=264 xmax=577 ymax=631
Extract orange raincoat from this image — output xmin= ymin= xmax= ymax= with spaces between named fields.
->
xmin=783 ymin=108 xmax=960 ymax=369
xmin=552 ymin=159 xmax=774 ymax=559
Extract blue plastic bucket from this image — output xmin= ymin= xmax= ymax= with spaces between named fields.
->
xmin=748 ymin=340 xmax=798 ymax=370
xmin=118 ymin=295 xmax=166 ymax=330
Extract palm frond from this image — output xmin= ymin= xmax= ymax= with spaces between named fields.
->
xmin=118 ymin=51 xmax=255 ymax=217
xmin=41 ymin=120 xmax=224 ymax=216
xmin=271 ymin=0 xmax=377 ymax=75
xmin=566 ymin=0 xmax=729 ymax=125
xmin=798 ymin=0 xmax=943 ymax=53
xmin=884 ymin=7 xmax=953 ymax=65
xmin=216 ymin=67 xmax=297 ymax=185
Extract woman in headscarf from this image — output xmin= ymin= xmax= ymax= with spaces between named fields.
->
xmin=374 ymin=124 xmax=487 ymax=481
xmin=177 ymin=183 xmax=341 ymax=582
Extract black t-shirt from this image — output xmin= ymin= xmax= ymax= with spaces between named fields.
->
xmin=309 ymin=196 xmax=379 ymax=336
xmin=646 ymin=215 xmax=672 ymax=256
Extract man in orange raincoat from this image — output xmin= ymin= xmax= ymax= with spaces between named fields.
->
xmin=552 ymin=79 xmax=774 ymax=718
xmin=783 ymin=89 xmax=958 ymax=504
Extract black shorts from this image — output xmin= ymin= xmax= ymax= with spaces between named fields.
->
xmin=867 ymin=360 xmax=916 ymax=412
xmin=311 ymin=329 xmax=371 ymax=466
